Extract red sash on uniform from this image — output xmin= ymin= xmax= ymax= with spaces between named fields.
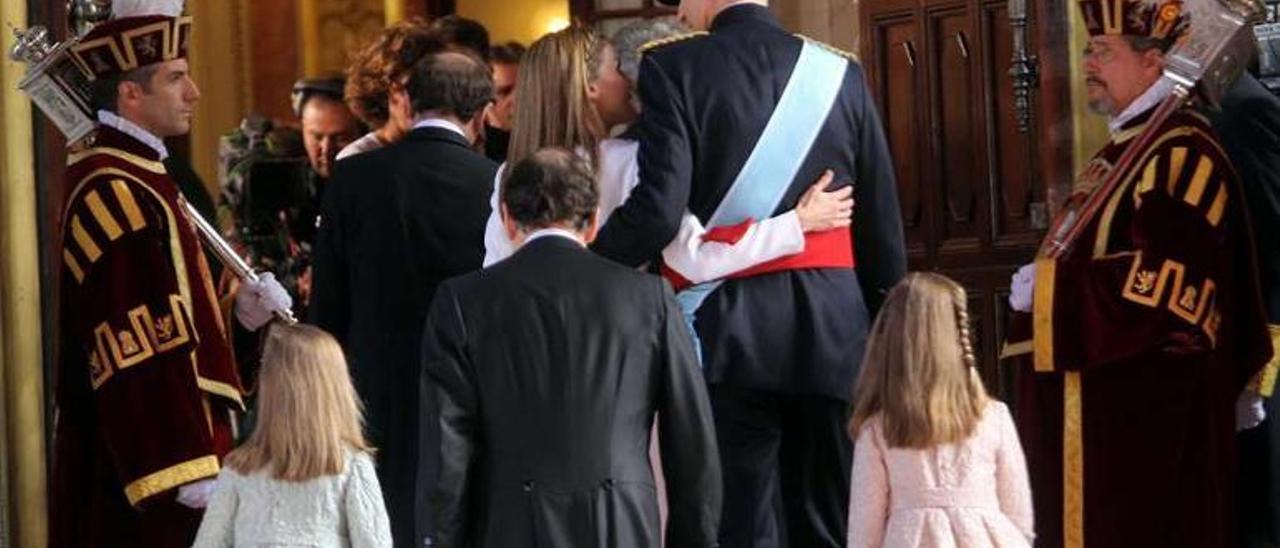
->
xmin=662 ymin=219 xmax=855 ymax=291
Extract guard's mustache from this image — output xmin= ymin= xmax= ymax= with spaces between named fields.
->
xmin=1086 ymin=77 xmax=1106 ymax=87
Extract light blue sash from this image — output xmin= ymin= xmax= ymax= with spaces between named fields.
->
xmin=676 ymin=40 xmax=849 ymax=336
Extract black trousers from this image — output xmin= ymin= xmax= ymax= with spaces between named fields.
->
xmin=1238 ymin=411 xmax=1280 ymax=548
xmin=709 ymin=384 xmax=852 ymax=548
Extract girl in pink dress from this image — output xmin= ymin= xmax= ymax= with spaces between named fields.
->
xmin=847 ymin=273 xmax=1034 ymax=548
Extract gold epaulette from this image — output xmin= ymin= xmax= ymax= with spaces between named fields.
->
xmin=640 ymin=31 xmax=709 ymax=53
xmin=798 ymin=35 xmax=859 ymax=62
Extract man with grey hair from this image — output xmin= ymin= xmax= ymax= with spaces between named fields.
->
xmin=611 ymin=19 xmax=688 ymax=114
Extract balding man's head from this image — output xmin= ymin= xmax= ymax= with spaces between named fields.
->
xmin=500 ymin=147 xmax=599 ymax=240
xmin=406 ymin=50 xmax=494 ymax=121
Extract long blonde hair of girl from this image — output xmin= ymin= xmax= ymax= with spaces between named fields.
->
xmin=225 ymin=323 xmax=370 ymax=481
xmin=506 ymin=24 xmax=609 ymax=167
xmin=848 ymin=272 xmax=989 ymax=448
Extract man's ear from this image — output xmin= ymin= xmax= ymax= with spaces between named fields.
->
xmin=1142 ymin=48 xmax=1166 ymax=72
xmin=117 ymin=79 xmax=144 ymax=107
xmin=478 ymin=102 xmax=494 ymax=129
xmin=468 ymin=103 xmax=492 ymax=136
xmin=582 ymin=209 xmax=601 ymax=244
xmin=501 ymin=202 xmax=521 ymax=242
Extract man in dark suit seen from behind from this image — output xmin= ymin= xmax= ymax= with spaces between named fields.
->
xmin=309 ymin=50 xmax=497 ymax=548
xmin=1210 ymin=70 xmax=1280 ymax=548
xmin=421 ymin=148 xmax=721 ymax=548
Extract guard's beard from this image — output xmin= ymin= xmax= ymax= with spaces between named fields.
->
xmin=1086 ymin=78 xmax=1116 ymax=116
xmin=1088 ymin=97 xmax=1117 ymax=116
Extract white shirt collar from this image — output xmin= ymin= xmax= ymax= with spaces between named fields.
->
xmin=524 ymin=228 xmax=586 ymax=247
xmin=97 ymin=110 xmax=168 ymax=160
xmin=1109 ymin=78 xmax=1174 ymax=136
xmin=412 ymin=117 xmax=467 ymax=138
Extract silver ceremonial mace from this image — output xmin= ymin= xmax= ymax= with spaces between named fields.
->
xmin=181 ymin=201 xmax=298 ymax=324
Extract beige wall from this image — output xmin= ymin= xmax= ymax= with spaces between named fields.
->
xmin=773 ymin=0 xmax=860 ymax=54
xmin=299 ymin=0 xmax=386 ymax=76
xmin=190 ymin=0 xmax=254 ymax=196
xmin=457 ymin=0 xmax=570 ymax=45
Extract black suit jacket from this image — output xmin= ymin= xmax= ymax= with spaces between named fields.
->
xmin=309 ymin=126 xmax=497 ymax=548
xmin=421 ymin=236 xmax=721 ymax=548
xmin=1209 ymin=73 xmax=1280 ymax=548
xmin=592 ymin=5 xmax=906 ymax=401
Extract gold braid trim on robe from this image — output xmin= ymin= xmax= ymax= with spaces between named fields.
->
xmin=1033 ymin=257 xmax=1057 ymax=372
xmin=123 ymin=454 xmax=219 ymax=506
xmin=1064 ymin=371 xmax=1084 ymax=548
xmin=1247 ymin=324 xmax=1280 ymax=397
xmin=67 ymin=146 xmax=167 ymax=175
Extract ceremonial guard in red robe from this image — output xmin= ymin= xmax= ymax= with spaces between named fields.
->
xmin=46 ymin=5 xmax=291 ymax=548
xmin=1002 ymin=1 xmax=1275 ymax=545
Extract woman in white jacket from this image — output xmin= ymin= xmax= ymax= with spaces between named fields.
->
xmin=481 ymin=25 xmax=853 ymax=280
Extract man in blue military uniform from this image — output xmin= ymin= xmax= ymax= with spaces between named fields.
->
xmin=591 ymin=0 xmax=907 ymax=546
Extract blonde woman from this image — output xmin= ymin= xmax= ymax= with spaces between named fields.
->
xmin=847 ymin=273 xmax=1034 ymax=548
xmin=481 ymin=25 xmax=852 ymax=279
xmin=191 ymin=324 xmax=391 ymax=548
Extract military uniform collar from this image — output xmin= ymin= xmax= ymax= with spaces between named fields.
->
xmin=710 ymin=3 xmax=780 ymax=32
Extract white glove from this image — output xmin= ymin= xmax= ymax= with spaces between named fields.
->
xmin=234 ymin=272 xmax=293 ymax=331
xmin=176 ymin=478 xmax=217 ymax=509
xmin=1237 ymin=390 xmax=1267 ymax=431
xmin=1008 ymin=262 xmax=1036 ymax=313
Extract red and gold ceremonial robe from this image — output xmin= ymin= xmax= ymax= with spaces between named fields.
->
xmin=49 ymin=125 xmax=246 ymax=548
xmin=1003 ymin=107 xmax=1275 ymax=548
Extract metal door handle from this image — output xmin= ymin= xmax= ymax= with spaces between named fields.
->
xmin=901 ymin=41 xmax=917 ymax=68
xmin=955 ymin=31 xmax=970 ymax=60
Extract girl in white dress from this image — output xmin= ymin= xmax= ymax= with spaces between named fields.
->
xmin=481 ymin=25 xmax=853 ymax=278
xmin=191 ymin=324 xmax=391 ymax=548
xmin=846 ymin=273 xmax=1034 ymax=548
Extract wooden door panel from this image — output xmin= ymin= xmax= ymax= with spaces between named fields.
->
xmin=861 ymin=0 xmax=1063 ymax=394
xmin=928 ymin=8 xmax=986 ymax=254
xmin=868 ymin=13 xmax=931 ymax=260
xmin=982 ymin=1 xmax=1041 ymax=248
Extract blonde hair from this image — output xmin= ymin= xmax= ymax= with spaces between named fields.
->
xmin=506 ymin=25 xmax=609 ymax=167
xmin=848 ymin=272 xmax=989 ymax=449
xmin=225 ymin=323 xmax=370 ymax=481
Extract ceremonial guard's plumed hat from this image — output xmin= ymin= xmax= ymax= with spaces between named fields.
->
xmin=1077 ymin=0 xmax=1190 ymax=46
xmin=68 ymin=0 xmax=191 ymax=81
xmin=8 ymin=0 xmax=191 ymax=142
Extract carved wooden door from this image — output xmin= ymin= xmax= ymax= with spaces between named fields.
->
xmin=861 ymin=0 xmax=1067 ymax=401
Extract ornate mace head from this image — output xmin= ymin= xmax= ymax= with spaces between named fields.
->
xmin=68 ymin=0 xmax=113 ymax=36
